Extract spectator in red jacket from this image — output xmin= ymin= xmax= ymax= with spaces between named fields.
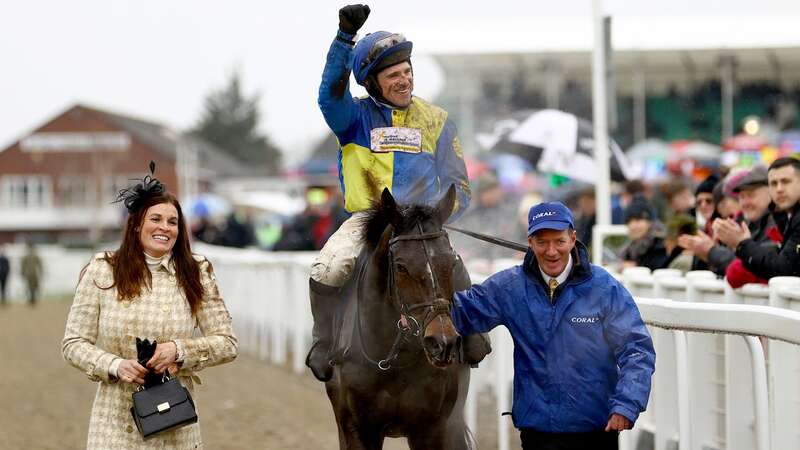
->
xmin=679 ymin=166 xmax=775 ymax=281
xmin=712 ymin=166 xmax=780 ymax=287
xmin=716 ymin=160 xmax=800 ymax=284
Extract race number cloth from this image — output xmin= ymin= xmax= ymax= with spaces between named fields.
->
xmin=370 ymin=127 xmax=422 ymax=153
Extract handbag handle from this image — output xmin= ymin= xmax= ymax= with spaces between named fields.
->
xmin=135 ymin=369 xmax=172 ymax=392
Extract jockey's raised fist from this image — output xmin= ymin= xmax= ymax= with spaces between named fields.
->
xmin=339 ymin=4 xmax=370 ymax=35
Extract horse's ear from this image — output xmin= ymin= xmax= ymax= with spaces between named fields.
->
xmin=437 ymin=184 xmax=457 ymax=224
xmin=373 ymin=224 xmax=394 ymax=270
xmin=381 ymin=187 xmax=402 ymax=228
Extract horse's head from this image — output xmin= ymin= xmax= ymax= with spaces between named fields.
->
xmin=371 ymin=185 xmax=461 ymax=368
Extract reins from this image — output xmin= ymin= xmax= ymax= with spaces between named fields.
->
xmin=443 ymin=224 xmax=528 ymax=253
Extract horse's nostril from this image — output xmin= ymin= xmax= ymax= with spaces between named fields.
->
xmin=423 ymin=336 xmax=443 ymax=356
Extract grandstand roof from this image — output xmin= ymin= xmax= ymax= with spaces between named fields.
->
xmin=413 ymin=16 xmax=800 ymax=54
xmin=415 ymin=16 xmax=800 ymax=94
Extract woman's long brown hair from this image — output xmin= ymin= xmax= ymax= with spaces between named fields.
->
xmin=100 ymin=192 xmax=204 ymax=314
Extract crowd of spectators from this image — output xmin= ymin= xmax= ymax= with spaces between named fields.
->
xmin=187 ymin=154 xmax=800 ymax=293
xmin=449 ymin=173 xmax=525 ymax=265
xmin=189 ymin=186 xmax=347 ymax=252
xmin=271 ymin=187 xmax=348 ymax=251
xmin=614 ymin=156 xmax=800 ymax=288
xmin=191 ymin=211 xmax=257 ymax=249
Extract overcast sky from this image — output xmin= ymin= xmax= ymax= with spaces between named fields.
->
xmin=2 ymin=0 xmax=799 ymax=166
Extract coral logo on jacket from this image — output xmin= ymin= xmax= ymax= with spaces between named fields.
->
xmin=570 ymin=316 xmax=599 ymax=324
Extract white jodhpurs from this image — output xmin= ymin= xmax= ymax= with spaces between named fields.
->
xmin=309 ymin=212 xmax=368 ymax=288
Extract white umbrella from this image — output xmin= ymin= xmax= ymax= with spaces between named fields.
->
xmin=231 ymin=191 xmax=305 ymax=216
xmin=627 ymin=139 xmax=671 ymax=162
xmin=494 ymin=109 xmax=638 ymax=184
xmin=680 ymin=141 xmax=722 ymax=162
xmin=183 ymin=193 xmax=232 ymax=219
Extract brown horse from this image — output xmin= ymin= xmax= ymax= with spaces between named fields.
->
xmin=325 ymin=185 xmax=474 ymax=450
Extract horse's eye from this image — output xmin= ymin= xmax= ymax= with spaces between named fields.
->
xmin=395 ymin=264 xmax=409 ymax=274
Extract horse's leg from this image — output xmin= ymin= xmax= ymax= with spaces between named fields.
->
xmin=325 ymin=380 xmax=349 ymax=450
xmin=407 ymin=421 xmax=449 ymax=450
xmin=341 ymin=425 xmax=384 ymax=450
xmin=445 ymin=418 xmax=475 ymax=450
xmin=446 ymin=365 xmax=475 ymax=450
xmin=337 ymin=410 xmax=384 ymax=450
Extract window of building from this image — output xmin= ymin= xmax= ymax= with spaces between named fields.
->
xmin=0 ymin=175 xmax=53 ymax=208
xmin=59 ymin=176 xmax=91 ymax=207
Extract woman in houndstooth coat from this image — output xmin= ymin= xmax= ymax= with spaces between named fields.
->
xmin=62 ymin=173 xmax=237 ymax=449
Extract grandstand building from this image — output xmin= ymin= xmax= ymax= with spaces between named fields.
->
xmin=419 ymin=16 xmax=800 ymax=152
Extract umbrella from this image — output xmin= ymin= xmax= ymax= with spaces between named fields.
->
xmin=463 ymin=156 xmax=489 ymax=180
xmin=297 ymin=157 xmax=338 ymax=176
xmin=671 ymin=140 xmax=721 ymax=162
xmin=541 ymin=179 xmax=594 ymax=203
xmin=184 ymin=193 xmax=232 ymax=218
xmin=626 ymin=139 xmax=671 ymax=162
xmin=490 ymin=109 xmax=637 ymax=184
xmin=231 ymin=191 xmax=305 ymax=216
xmin=487 ymin=153 xmax=533 ymax=191
xmin=723 ymin=133 xmax=769 ymax=152
xmin=779 ymin=129 xmax=800 ymax=153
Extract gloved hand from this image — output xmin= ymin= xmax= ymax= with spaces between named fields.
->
xmin=338 ymin=4 xmax=370 ymax=35
xmin=135 ymin=337 xmax=164 ymax=388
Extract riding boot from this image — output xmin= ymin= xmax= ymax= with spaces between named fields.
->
xmin=305 ymin=278 xmax=339 ymax=382
xmin=452 ymin=255 xmax=492 ymax=366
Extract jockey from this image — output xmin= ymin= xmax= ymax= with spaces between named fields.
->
xmin=307 ymin=4 xmax=481 ymax=382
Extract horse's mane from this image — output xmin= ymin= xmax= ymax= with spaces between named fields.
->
xmin=359 ymin=201 xmax=439 ymax=249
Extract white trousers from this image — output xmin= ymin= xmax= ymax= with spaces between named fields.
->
xmin=310 ymin=212 xmax=368 ymax=287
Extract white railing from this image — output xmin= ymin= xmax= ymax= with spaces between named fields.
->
xmin=196 ymin=243 xmax=317 ymax=374
xmin=194 ymin=244 xmax=800 ymax=450
xmin=613 ymin=267 xmax=800 ymax=450
xmin=591 ymin=223 xmax=629 ymax=265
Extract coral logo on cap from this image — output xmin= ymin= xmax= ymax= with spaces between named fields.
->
xmin=532 ymin=211 xmax=557 ymax=221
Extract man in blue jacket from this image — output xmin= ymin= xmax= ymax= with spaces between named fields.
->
xmin=307 ymin=4 xmax=475 ymax=382
xmin=451 ymin=201 xmax=655 ymax=450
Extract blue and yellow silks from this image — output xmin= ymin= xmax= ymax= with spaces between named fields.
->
xmin=318 ymin=30 xmax=470 ymax=220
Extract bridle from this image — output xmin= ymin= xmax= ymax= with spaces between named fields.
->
xmin=356 ymin=222 xmax=456 ymax=371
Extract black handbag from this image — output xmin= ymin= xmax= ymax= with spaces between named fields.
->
xmin=129 ymin=338 xmax=198 ymax=439
xmin=130 ymin=373 xmax=198 ymax=439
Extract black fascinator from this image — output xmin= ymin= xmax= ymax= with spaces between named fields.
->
xmin=113 ymin=160 xmax=166 ymax=213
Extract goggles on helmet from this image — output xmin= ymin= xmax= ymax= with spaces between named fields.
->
xmin=361 ymin=33 xmax=407 ymax=70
